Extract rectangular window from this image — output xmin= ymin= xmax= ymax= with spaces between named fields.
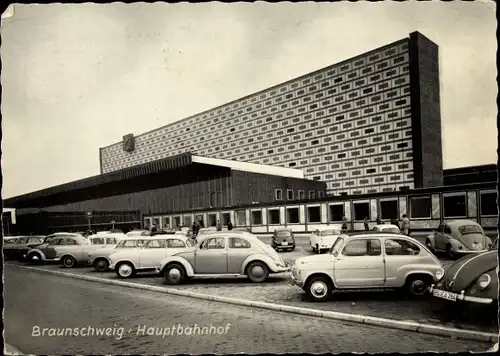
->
xmin=251 ymin=210 xmax=263 ymax=226
xmin=443 ymin=194 xmax=467 ymax=218
xmin=275 ymin=189 xmax=283 ymax=200
xmin=287 ymin=189 xmax=294 ymax=200
xmin=480 ymin=191 xmax=498 ymax=216
xmin=298 ymin=190 xmax=305 ymax=200
xmin=286 ymin=207 xmax=300 ymax=224
xmin=329 ymin=204 xmax=344 ymax=222
xmin=268 ymin=209 xmax=280 ymax=225
xmin=235 ymin=210 xmax=246 ymax=226
xmin=309 ymin=190 xmax=316 ymax=199
xmin=409 ymin=195 xmax=432 ymax=219
xmin=307 ymin=206 xmax=321 ymax=223
xmin=379 ymin=199 xmax=398 ymax=220
xmin=318 ymin=191 xmax=325 ymax=198
xmin=353 ymin=201 xmax=370 ymax=221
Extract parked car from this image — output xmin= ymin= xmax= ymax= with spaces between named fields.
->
xmin=372 ymin=224 xmax=401 ymax=234
xmin=309 ymin=226 xmax=343 ymax=253
xmin=3 ymin=236 xmax=19 ymax=245
xmin=197 ymin=227 xmax=218 ymax=237
xmin=233 ymin=227 xmax=251 ymax=233
xmin=88 ymin=233 xmax=127 ymax=247
xmin=109 ymin=236 xmax=191 ymax=278
xmin=89 ymin=237 xmax=150 ymax=272
xmin=25 ymin=233 xmax=86 ymax=264
xmin=425 ymin=220 xmax=492 ymax=259
xmin=271 ymin=228 xmax=296 ymax=252
xmin=428 ymin=237 xmax=498 ymax=311
xmin=126 ymin=229 xmax=150 ymax=237
xmin=291 ymin=233 xmax=444 ymax=302
xmin=158 ymin=232 xmax=289 ymax=285
xmin=3 ymin=235 xmax=45 ymax=260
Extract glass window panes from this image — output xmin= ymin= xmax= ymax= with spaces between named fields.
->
xmin=235 ymin=210 xmax=246 ymax=226
xmin=202 ymin=237 xmax=226 ymax=249
xmin=329 ymin=204 xmax=344 ymax=222
xmin=251 ymin=211 xmax=262 ymax=225
xmin=480 ymin=192 xmax=497 ymax=216
xmin=268 ymin=209 xmax=280 ymax=224
xmin=147 ymin=239 xmax=167 ymax=248
xmin=307 ymin=206 xmax=321 ymax=223
xmin=385 ymin=239 xmax=420 ymax=255
xmin=409 ymin=196 xmax=431 ymax=219
xmin=353 ymin=202 xmax=370 ymax=221
xmin=229 ymin=237 xmax=251 ymax=249
xmin=342 ymin=239 xmax=381 ymax=256
xmin=167 ymin=239 xmax=186 ymax=248
xmin=286 ymin=208 xmax=299 ymax=223
xmin=380 ymin=200 xmax=398 ymax=220
xmin=443 ymin=195 xmax=466 ymax=218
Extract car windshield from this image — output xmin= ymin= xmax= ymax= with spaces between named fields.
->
xmin=319 ymin=229 xmax=341 ymax=236
xmin=382 ymin=227 xmax=400 ymax=233
xmin=276 ymin=231 xmax=291 ymax=237
xmin=329 ymin=237 xmax=344 ymax=256
xmin=459 ymin=225 xmax=483 ymax=235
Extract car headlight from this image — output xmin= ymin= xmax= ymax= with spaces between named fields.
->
xmin=435 ymin=268 xmax=444 ymax=281
xmin=477 ymin=273 xmax=491 ymax=290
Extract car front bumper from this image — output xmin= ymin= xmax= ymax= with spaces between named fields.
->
xmin=428 ymin=284 xmax=494 ymax=305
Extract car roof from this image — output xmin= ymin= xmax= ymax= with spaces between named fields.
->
xmin=315 ymin=225 xmax=342 ymax=230
xmin=444 ymin=220 xmax=482 ymax=228
xmin=50 ymin=232 xmax=83 ymax=236
xmin=375 ymin=224 xmax=400 ymax=229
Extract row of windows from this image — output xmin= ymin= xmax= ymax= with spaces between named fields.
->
xmin=327 ymin=183 xmax=416 ymax=197
xmin=101 ymin=78 xmax=411 ymax=161
xmin=102 ymin=42 xmax=409 ymax=155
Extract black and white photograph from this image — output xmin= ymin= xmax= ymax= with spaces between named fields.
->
xmin=1 ymin=1 xmax=498 ymax=354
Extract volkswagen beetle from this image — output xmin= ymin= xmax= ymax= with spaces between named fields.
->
xmin=425 ymin=220 xmax=492 ymax=259
xmin=158 ymin=232 xmax=289 ymax=285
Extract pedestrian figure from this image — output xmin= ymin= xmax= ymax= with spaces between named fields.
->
xmin=364 ymin=217 xmax=369 ymax=231
xmin=341 ymin=215 xmax=348 ymax=233
xmin=227 ymin=221 xmax=233 ymax=231
xmin=216 ymin=220 xmax=222 ymax=231
xmin=376 ymin=216 xmax=382 ymax=225
xmin=402 ymin=214 xmax=410 ymax=235
xmin=390 ymin=218 xmax=400 ymax=229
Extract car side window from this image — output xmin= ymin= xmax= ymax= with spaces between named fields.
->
xmin=28 ymin=237 xmax=41 ymax=244
xmin=437 ymin=224 xmax=444 ymax=233
xmin=146 ymin=239 xmax=167 ymax=248
xmin=167 ymin=239 xmax=186 ymax=248
xmin=200 ymin=237 xmax=226 ymax=250
xmin=229 ymin=237 xmax=251 ymax=249
xmin=48 ymin=238 xmax=62 ymax=245
xmin=385 ymin=239 xmax=421 ymax=256
xmin=342 ymin=239 xmax=381 ymax=257
xmin=16 ymin=237 xmax=28 ymax=244
xmin=64 ymin=238 xmax=77 ymax=245
xmin=107 ymin=238 xmax=117 ymax=245
xmin=443 ymin=226 xmax=452 ymax=234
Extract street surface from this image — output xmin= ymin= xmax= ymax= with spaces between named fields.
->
xmin=4 ymin=265 xmax=492 ymax=354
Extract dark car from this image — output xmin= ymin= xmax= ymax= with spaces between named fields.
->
xmin=428 ymin=237 xmax=498 ymax=315
xmin=271 ymin=229 xmax=296 ymax=252
xmin=3 ymin=236 xmax=45 ymax=260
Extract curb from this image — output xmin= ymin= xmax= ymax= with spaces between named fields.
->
xmin=8 ymin=263 xmax=498 ymax=344
xmin=4 ymin=343 xmax=23 ymax=355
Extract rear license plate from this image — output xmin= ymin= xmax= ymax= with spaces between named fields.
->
xmin=433 ymin=289 xmax=457 ymax=302
xmin=282 ymin=242 xmax=288 ymax=246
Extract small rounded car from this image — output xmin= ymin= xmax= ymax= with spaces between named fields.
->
xmin=158 ymin=232 xmax=289 ymax=285
xmin=109 ymin=236 xmax=191 ymax=278
xmin=89 ymin=237 xmax=150 ymax=272
xmin=372 ymin=224 xmax=401 ymax=234
xmin=428 ymin=238 xmax=498 ymax=312
xmin=425 ymin=220 xmax=492 ymax=259
xmin=3 ymin=235 xmax=45 ymax=260
xmin=291 ymin=233 xmax=444 ymax=302
xmin=25 ymin=233 xmax=84 ymax=264
xmin=309 ymin=226 xmax=343 ymax=254
xmin=271 ymin=228 xmax=296 ymax=252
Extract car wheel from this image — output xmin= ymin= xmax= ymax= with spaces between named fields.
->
xmin=305 ymin=275 xmax=333 ymax=302
xmin=28 ymin=252 xmax=41 ymax=264
xmin=289 ymin=246 xmax=295 ymax=252
xmin=446 ymin=244 xmax=455 ymax=259
xmin=115 ymin=262 xmax=135 ymax=279
xmin=163 ymin=263 xmax=186 ymax=285
xmin=246 ymin=261 xmax=270 ymax=283
xmin=94 ymin=259 xmax=109 ymax=272
xmin=425 ymin=239 xmax=434 ymax=252
xmin=62 ymin=256 xmax=77 ymax=268
xmin=405 ymin=275 xmax=432 ymax=298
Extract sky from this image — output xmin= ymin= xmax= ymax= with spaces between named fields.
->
xmin=1 ymin=1 xmax=497 ymax=199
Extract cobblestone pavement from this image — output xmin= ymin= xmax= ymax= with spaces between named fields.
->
xmin=4 ymin=265 xmax=492 ymax=354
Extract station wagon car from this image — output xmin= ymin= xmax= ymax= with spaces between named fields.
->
xmin=272 ymin=229 xmax=296 ymax=252
xmin=310 ymin=226 xmax=342 ymax=253
xmin=428 ymin=238 xmax=498 ymax=310
xmin=25 ymin=233 xmax=84 ymax=263
xmin=3 ymin=235 xmax=45 ymax=260
xmin=109 ymin=236 xmax=191 ymax=278
xmin=372 ymin=224 xmax=401 ymax=234
xmin=158 ymin=232 xmax=289 ymax=285
xmin=425 ymin=220 xmax=492 ymax=258
xmin=291 ymin=233 xmax=444 ymax=302
xmin=89 ymin=237 xmax=149 ymax=272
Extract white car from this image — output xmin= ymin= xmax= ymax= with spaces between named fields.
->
xmin=88 ymin=236 xmax=149 ymax=272
xmin=109 ymin=236 xmax=191 ymax=278
xmin=126 ymin=229 xmax=150 ymax=237
xmin=372 ymin=224 xmax=401 ymax=234
xmin=88 ymin=233 xmax=127 ymax=246
xmin=309 ymin=226 xmax=343 ymax=253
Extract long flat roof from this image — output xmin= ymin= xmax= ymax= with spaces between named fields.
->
xmin=3 ymin=152 xmax=305 ymax=207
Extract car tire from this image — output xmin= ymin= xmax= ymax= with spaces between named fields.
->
xmin=246 ymin=261 xmax=270 ymax=283
xmin=289 ymin=246 xmax=295 ymax=252
xmin=305 ymin=275 xmax=333 ymax=302
xmin=446 ymin=244 xmax=455 ymax=259
xmin=425 ymin=239 xmax=434 ymax=252
xmin=163 ymin=263 xmax=187 ymax=285
xmin=115 ymin=262 xmax=136 ymax=279
xmin=404 ymin=274 xmax=432 ymax=298
xmin=28 ymin=252 xmax=42 ymax=264
xmin=62 ymin=255 xmax=77 ymax=268
xmin=94 ymin=259 xmax=109 ymax=272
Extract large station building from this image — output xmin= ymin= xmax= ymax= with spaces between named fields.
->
xmin=100 ymin=31 xmax=442 ymax=196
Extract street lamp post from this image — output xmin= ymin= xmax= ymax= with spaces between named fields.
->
xmin=87 ymin=211 xmax=92 ymax=231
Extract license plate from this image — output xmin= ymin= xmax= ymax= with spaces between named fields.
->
xmin=433 ymin=289 xmax=457 ymax=302
xmin=282 ymin=242 xmax=288 ymax=246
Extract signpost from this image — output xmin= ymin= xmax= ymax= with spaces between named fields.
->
xmin=87 ymin=211 xmax=92 ymax=230
xmin=111 ymin=220 xmax=116 ymax=230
